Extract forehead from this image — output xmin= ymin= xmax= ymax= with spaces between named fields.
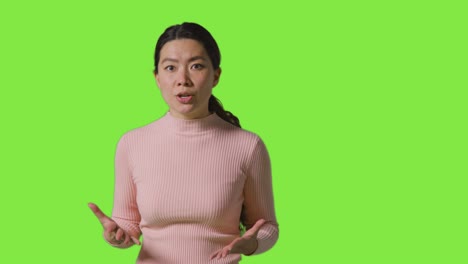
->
xmin=159 ymin=39 xmax=208 ymax=60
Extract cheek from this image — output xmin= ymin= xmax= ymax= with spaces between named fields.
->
xmin=156 ymin=81 xmax=172 ymax=97
xmin=198 ymin=74 xmax=214 ymax=87
xmin=156 ymin=73 xmax=173 ymax=86
xmin=160 ymin=87 xmax=173 ymax=99
xmin=156 ymin=77 xmax=166 ymax=88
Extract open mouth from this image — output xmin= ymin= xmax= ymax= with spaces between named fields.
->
xmin=176 ymin=93 xmax=193 ymax=103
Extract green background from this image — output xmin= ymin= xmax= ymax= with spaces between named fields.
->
xmin=1 ymin=0 xmax=466 ymax=263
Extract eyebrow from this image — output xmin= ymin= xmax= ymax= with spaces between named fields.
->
xmin=161 ymin=56 xmax=207 ymax=64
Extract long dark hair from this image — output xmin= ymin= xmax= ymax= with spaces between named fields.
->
xmin=154 ymin=22 xmax=241 ymax=128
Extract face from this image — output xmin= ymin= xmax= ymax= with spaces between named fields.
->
xmin=155 ymin=39 xmax=221 ymax=120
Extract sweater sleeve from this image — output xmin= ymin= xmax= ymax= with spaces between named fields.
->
xmin=111 ymin=135 xmax=141 ymax=236
xmin=243 ymin=137 xmax=279 ymax=255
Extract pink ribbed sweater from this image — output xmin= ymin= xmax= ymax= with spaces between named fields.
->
xmin=111 ymin=112 xmax=278 ymax=264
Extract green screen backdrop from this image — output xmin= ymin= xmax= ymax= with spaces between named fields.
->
xmin=0 ymin=0 xmax=466 ymax=263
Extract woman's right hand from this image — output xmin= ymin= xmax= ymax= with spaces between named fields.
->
xmin=88 ymin=202 xmax=141 ymax=248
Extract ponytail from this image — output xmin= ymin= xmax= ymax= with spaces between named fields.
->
xmin=208 ymin=95 xmax=241 ymax=128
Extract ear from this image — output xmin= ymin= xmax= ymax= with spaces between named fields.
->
xmin=213 ymin=68 xmax=221 ymax=87
xmin=153 ymin=71 xmax=160 ymax=88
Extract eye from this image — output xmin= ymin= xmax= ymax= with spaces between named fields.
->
xmin=191 ymin=63 xmax=205 ymax=70
xmin=164 ymin=65 xmax=175 ymax=71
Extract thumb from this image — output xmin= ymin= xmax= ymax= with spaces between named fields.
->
xmin=88 ymin=202 xmax=112 ymax=226
xmin=243 ymin=219 xmax=266 ymax=237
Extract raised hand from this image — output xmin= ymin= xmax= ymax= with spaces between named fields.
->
xmin=210 ymin=219 xmax=266 ymax=259
xmin=88 ymin=202 xmax=140 ymax=248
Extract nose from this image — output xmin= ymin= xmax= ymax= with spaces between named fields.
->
xmin=176 ymin=68 xmax=192 ymax=87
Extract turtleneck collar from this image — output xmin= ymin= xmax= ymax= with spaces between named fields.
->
xmin=160 ymin=111 xmax=223 ymax=134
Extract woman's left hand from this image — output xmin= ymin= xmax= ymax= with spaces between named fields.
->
xmin=210 ymin=219 xmax=266 ymax=259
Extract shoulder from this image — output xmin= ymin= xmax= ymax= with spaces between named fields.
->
xmin=217 ymin=119 xmax=263 ymax=143
xmin=117 ymin=116 xmax=166 ymax=143
xmin=214 ymin=120 xmax=268 ymax=158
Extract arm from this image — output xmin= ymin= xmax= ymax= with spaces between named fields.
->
xmin=111 ymin=135 xmax=142 ymax=239
xmin=88 ymin=135 xmax=141 ymax=248
xmin=242 ymin=137 xmax=279 ymax=255
xmin=211 ymin=137 xmax=279 ymax=260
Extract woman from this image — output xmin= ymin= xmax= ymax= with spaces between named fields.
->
xmin=89 ymin=22 xmax=279 ymax=263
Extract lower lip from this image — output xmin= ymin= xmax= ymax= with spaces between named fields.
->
xmin=176 ymin=95 xmax=193 ymax=104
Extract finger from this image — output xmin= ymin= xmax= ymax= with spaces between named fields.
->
xmin=251 ymin=219 xmax=266 ymax=230
xmin=115 ymin=228 xmax=124 ymax=241
xmin=123 ymin=232 xmax=130 ymax=245
xmin=210 ymin=249 xmax=222 ymax=260
xmin=221 ymin=247 xmax=231 ymax=258
xmin=104 ymin=229 xmax=116 ymax=243
xmin=224 ymin=238 xmax=243 ymax=254
xmin=243 ymin=219 xmax=266 ymax=237
xmin=88 ymin=203 xmax=111 ymax=225
xmin=131 ymin=236 xmax=141 ymax=245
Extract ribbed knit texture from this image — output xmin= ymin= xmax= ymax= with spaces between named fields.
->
xmin=111 ymin=112 xmax=279 ymax=264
